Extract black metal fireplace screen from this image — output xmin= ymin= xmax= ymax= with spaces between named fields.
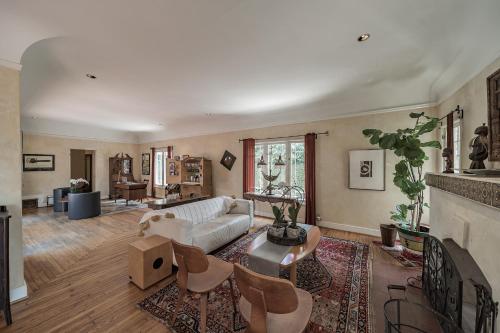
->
xmin=423 ymin=236 xmax=464 ymax=329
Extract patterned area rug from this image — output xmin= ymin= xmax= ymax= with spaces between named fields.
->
xmin=372 ymin=240 xmax=423 ymax=267
xmin=138 ymin=227 xmax=372 ymax=332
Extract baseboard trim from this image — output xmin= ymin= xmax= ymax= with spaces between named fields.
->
xmin=318 ymin=221 xmax=380 ymax=237
xmin=10 ymin=280 xmax=28 ymax=303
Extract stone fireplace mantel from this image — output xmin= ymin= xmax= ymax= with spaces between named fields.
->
xmin=425 ymin=172 xmax=500 ymax=209
xmin=425 ymin=172 xmax=500 ymax=300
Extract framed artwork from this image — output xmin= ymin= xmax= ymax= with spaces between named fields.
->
xmin=23 ymin=154 xmax=55 ymax=171
xmin=142 ymin=153 xmax=150 ymax=175
xmin=220 ymin=150 xmax=236 ymax=171
xmin=348 ymin=149 xmax=385 ymax=191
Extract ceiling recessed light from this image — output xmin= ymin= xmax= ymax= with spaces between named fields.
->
xmin=357 ymin=33 xmax=370 ymax=42
xmin=86 ymin=73 xmax=97 ymax=79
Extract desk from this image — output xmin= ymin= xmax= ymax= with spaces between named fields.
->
xmin=114 ymin=182 xmax=147 ymax=205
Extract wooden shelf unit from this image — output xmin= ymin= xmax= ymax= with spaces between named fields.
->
xmin=165 ymin=157 xmax=212 ymax=197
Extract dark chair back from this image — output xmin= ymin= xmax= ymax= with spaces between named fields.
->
xmin=53 ymin=187 xmax=70 ymax=212
xmin=68 ymin=191 xmax=101 ymax=220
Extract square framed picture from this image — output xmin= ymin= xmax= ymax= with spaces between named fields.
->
xmin=220 ymin=150 xmax=236 ymax=171
xmin=348 ymin=149 xmax=385 ymax=191
xmin=23 ymin=154 xmax=55 ymax=171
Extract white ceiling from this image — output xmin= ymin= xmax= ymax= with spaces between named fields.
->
xmin=1 ymin=0 xmax=500 ymax=143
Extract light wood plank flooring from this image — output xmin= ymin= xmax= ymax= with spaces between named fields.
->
xmin=0 ymin=206 xmax=423 ymax=332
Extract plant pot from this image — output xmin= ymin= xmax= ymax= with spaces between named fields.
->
xmin=268 ymin=226 xmax=285 ymax=238
xmin=379 ymin=224 xmax=397 ymax=247
xmin=396 ymin=225 xmax=429 ymax=253
xmin=286 ymin=227 xmax=300 ymax=239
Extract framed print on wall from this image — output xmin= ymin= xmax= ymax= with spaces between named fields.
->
xmin=142 ymin=153 xmax=150 ymax=175
xmin=220 ymin=150 xmax=236 ymax=171
xmin=23 ymin=154 xmax=55 ymax=171
xmin=348 ymin=149 xmax=385 ymax=191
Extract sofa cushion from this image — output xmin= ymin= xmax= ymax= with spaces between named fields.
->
xmin=160 ymin=197 xmax=227 ymax=225
xmin=192 ymin=214 xmax=251 ymax=253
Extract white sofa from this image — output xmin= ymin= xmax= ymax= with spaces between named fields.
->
xmin=139 ymin=196 xmax=254 ymax=254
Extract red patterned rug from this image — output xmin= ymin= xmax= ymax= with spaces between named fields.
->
xmin=372 ymin=240 xmax=423 ymax=267
xmin=138 ymin=227 xmax=371 ymax=332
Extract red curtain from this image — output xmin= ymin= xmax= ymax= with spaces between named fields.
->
xmin=242 ymin=138 xmax=255 ymax=194
xmin=167 ymin=146 xmax=173 ymax=159
xmin=305 ymin=133 xmax=316 ymax=225
xmin=151 ymin=147 xmax=156 ymax=197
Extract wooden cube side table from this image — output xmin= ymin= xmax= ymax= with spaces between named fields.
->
xmin=128 ymin=235 xmax=172 ymax=289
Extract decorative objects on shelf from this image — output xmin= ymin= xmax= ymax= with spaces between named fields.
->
xmin=69 ymin=178 xmax=89 ymax=193
xmin=257 ymin=146 xmax=286 ymax=195
xmin=22 ymin=154 xmax=55 ymax=171
xmin=363 ymin=112 xmax=441 ymax=252
xmin=165 ymin=157 xmax=213 ymax=198
xmin=348 ymin=149 xmax=386 ymax=190
xmin=442 ymin=147 xmax=454 ymax=173
xmin=141 ymin=153 xmax=150 ymax=175
xmin=266 ymin=185 xmax=307 ymax=246
xmin=219 ymin=150 xmax=236 ymax=171
xmin=468 ymin=123 xmax=489 ymax=169
xmin=0 ymin=206 xmax=12 ymax=326
xmin=487 ymin=68 xmax=500 ymax=161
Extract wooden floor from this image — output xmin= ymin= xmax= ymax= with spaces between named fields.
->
xmin=0 ymin=206 xmax=423 ymax=332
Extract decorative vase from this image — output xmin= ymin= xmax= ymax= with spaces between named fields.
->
xmin=287 ymin=226 xmax=300 ymax=239
xmin=396 ymin=224 xmax=430 ymax=253
xmin=268 ymin=226 xmax=285 ymax=238
xmin=380 ymin=224 xmax=397 ymax=247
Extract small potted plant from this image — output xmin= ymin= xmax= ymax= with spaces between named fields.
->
xmin=268 ymin=205 xmax=286 ymax=237
xmin=363 ymin=112 xmax=441 ymax=252
xmin=287 ymin=201 xmax=302 ymax=239
xmin=70 ymin=178 xmax=89 ymax=193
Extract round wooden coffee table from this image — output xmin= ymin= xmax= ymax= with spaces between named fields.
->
xmin=246 ymin=225 xmax=321 ymax=285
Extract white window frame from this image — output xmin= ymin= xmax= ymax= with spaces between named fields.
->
xmin=154 ymin=150 xmax=168 ymax=186
xmin=254 ymin=138 xmax=304 ymax=193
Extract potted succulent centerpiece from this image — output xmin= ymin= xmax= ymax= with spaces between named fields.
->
xmin=362 ymin=112 xmax=441 ymax=252
xmin=266 ymin=184 xmax=306 ymax=243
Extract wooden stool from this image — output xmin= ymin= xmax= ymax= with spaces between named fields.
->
xmin=128 ymin=235 xmax=172 ymax=289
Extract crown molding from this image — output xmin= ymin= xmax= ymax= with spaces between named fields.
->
xmin=0 ymin=58 xmax=22 ymax=71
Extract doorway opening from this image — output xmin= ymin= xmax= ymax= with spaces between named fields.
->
xmin=70 ymin=149 xmax=95 ymax=191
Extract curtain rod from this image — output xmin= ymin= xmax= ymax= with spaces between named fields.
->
xmin=438 ymin=105 xmax=463 ymax=121
xmin=238 ymin=131 xmax=329 ymax=142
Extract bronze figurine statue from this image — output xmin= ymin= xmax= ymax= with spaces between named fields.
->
xmin=468 ymin=123 xmax=488 ymax=169
xmin=442 ymin=147 xmax=454 ymax=173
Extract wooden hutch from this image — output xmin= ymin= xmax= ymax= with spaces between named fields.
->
xmin=109 ymin=153 xmax=147 ymax=203
xmin=165 ymin=157 xmax=212 ymax=197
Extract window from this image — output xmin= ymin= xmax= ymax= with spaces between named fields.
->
xmin=154 ymin=150 xmax=168 ymax=186
xmin=440 ymin=119 xmax=462 ymax=173
xmin=254 ymin=139 xmax=305 ymax=194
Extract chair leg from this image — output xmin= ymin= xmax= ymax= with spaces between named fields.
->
xmin=200 ymin=293 xmax=208 ymax=333
xmin=228 ymin=278 xmax=238 ymax=313
xmin=171 ymin=288 xmax=186 ymax=325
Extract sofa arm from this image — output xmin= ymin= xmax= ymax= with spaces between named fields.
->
xmin=229 ymin=199 xmax=254 ymax=226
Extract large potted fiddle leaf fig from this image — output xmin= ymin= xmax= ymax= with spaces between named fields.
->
xmin=362 ymin=112 xmax=441 ymax=252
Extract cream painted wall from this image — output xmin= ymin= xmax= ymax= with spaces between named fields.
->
xmin=140 ymin=107 xmax=438 ymax=233
xmin=22 ymin=134 xmax=141 ymax=202
xmin=437 ymin=55 xmax=500 ymax=170
xmin=0 ymin=65 xmax=25 ymax=296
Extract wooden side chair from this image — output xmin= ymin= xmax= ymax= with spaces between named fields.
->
xmin=171 ymin=240 xmax=237 ymax=333
xmin=234 ymin=263 xmax=313 ymax=333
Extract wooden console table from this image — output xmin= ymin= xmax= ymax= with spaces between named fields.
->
xmin=243 ymin=192 xmax=298 ymax=204
xmin=114 ymin=182 xmax=147 ymax=205
xmin=147 ymin=195 xmax=209 ymax=210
